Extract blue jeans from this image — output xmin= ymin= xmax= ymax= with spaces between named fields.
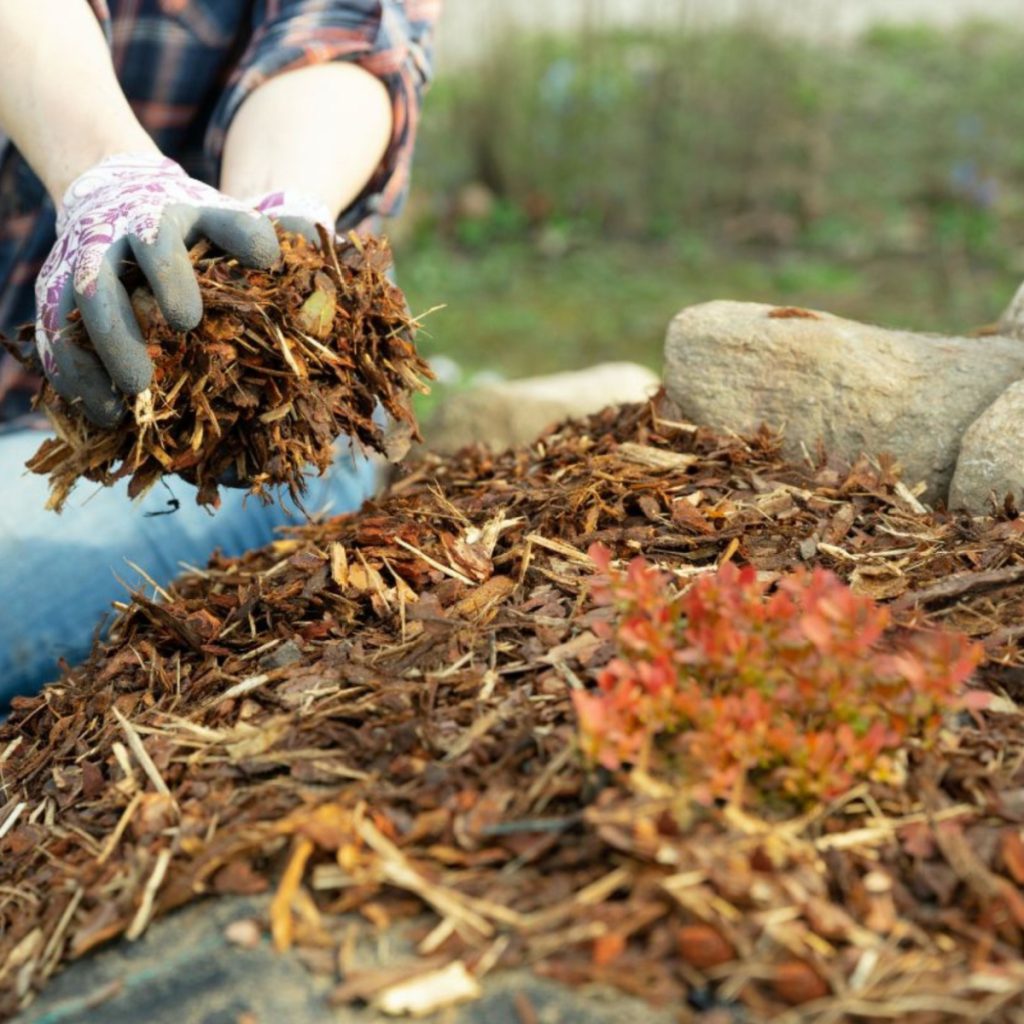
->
xmin=0 ymin=428 xmax=376 ymax=709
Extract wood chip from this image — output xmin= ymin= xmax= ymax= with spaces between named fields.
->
xmin=374 ymin=961 xmax=482 ymax=1017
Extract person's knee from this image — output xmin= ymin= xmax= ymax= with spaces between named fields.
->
xmin=0 ymin=428 xmax=376 ymax=708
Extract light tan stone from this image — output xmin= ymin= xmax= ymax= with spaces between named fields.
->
xmin=424 ymin=362 xmax=660 ymax=454
xmin=950 ymin=379 xmax=1024 ymax=512
xmin=664 ymin=301 xmax=1024 ymax=504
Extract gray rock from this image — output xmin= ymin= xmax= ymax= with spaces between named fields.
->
xmin=664 ymin=301 xmax=1024 ymax=503
xmin=258 ymin=638 xmax=304 ymax=671
xmin=950 ymin=379 xmax=1024 ymax=512
xmin=14 ymin=897 xmax=332 ymax=1024
xmin=16 ymin=895 xmax=679 ymax=1024
xmin=424 ymin=363 xmax=659 ymax=455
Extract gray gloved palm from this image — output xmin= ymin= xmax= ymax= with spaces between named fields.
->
xmin=35 ymin=152 xmax=281 ymax=427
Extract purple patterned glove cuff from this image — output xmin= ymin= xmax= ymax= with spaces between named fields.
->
xmin=247 ymin=190 xmax=336 ymax=234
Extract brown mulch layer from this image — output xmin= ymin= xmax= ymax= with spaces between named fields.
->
xmin=4 ymin=398 xmax=1024 ymax=1021
xmin=13 ymin=230 xmax=430 ymax=510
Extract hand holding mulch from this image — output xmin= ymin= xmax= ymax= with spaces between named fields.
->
xmin=11 ymin=229 xmax=432 ymax=510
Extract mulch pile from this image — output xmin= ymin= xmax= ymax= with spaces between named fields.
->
xmin=4 ymin=397 xmax=1024 ymax=1021
xmin=14 ymin=230 xmax=429 ymax=510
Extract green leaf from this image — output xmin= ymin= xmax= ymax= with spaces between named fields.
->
xmin=297 ymin=272 xmax=337 ymax=339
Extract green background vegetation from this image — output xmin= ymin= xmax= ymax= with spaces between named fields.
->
xmin=393 ymin=22 xmax=1024 ymax=384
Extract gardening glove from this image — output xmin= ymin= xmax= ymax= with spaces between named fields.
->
xmin=36 ymin=152 xmax=281 ymax=428
xmin=245 ymin=189 xmax=336 ymax=244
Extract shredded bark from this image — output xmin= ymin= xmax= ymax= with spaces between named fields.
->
xmin=13 ymin=230 xmax=431 ymax=510
xmin=4 ymin=397 xmax=1024 ymax=1020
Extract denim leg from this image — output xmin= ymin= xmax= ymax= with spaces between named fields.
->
xmin=0 ymin=429 xmax=377 ymax=707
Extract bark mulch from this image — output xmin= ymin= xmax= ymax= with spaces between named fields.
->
xmin=4 ymin=397 xmax=1024 ymax=1021
xmin=11 ymin=230 xmax=429 ymax=511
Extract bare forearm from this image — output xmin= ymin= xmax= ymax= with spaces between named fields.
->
xmin=220 ymin=62 xmax=392 ymax=221
xmin=0 ymin=0 xmax=157 ymax=204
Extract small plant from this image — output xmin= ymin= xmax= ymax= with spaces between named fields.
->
xmin=574 ymin=546 xmax=984 ymax=804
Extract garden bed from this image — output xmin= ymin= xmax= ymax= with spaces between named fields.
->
xmin=3 ymin=396 xmax=1024 ymax=1020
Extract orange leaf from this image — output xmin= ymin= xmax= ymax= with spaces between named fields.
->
xmin=997 ymin=878 xmax=1024 ymax=929
xmin=772 ymin=960 xmax=829 ymax=1005
xmin=768 ymin=306 xmax=820 ymax=320
xmin=962 ymin=689 xmax=994 ymax=711
xmin=592 ymin=932 xmax=626 ymax=967
xmin=1002 ymin=830 xmax=1024 ymax=886
xmin=677 ymin=924 xmax=734 ymax=969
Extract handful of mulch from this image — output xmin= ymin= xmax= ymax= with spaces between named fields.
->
xmin=16 ymin=230 xmax=432 ymax=510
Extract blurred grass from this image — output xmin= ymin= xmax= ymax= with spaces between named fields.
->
xmin=401 ymin=241 xmax=1014 ymax=383
xmin=394 ymin=21 xmax=1024 ymax=381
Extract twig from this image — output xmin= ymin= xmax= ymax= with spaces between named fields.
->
xmin=112 ymin=707 xmax=172 ymax=798
xmin=0 ymin=801 xmax=26 ymax=842
xmin=97 ymin=792 xmax=144 ymax=866
xmin=394 ymin=536 xmax=475 ymax=585
xmin=892 ymin=565 xmax=1024 ymax=610
xmin=126 ymin=847 xmax=173 ymax=941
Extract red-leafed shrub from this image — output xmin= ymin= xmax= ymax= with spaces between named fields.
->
xmin=574 ymin=546 xmax=984 ymax=804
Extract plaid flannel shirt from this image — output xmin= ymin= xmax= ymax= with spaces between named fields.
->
xmin=0 ymin=0 xmax=438 ymax=427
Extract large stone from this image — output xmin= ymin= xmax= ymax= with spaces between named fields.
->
xmin=424 ymin=362 xmax=660 ymax=455
xmin=950 ymin=379 xmax=1024 ymax=512
xmin=664 ymin=301 xmax=1024 ymax=504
